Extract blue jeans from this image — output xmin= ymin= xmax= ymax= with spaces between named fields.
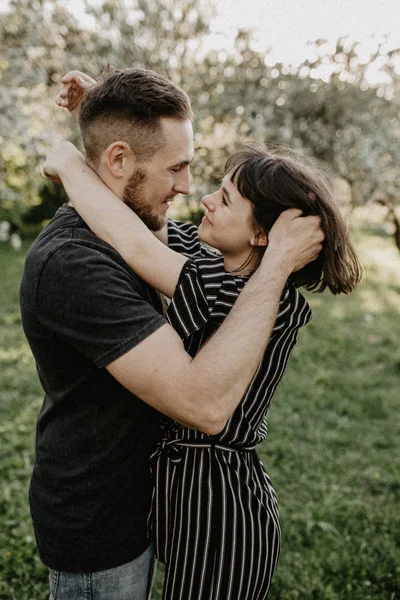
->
xmin=49 ymin=544 xmax=155 ymax=600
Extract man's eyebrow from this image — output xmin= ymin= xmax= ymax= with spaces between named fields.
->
xmin=222 ymin=186 xmax=233 ymax=204
xmin=170 ymin=157 xmax=194 ymax=168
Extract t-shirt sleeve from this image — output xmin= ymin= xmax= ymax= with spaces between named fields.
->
xmin=167 ymin=219 xmax=220 ymax=259
xmin=167 ymin=257 xmax=312 ymax=341
xmin=35 ymin=241 xmax=167 ymax=368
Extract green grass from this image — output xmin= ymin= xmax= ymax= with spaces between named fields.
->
xmin=0 ymin=229 xmax=399 ymax=600
xmin=0 ymin=242 xmax=47 ymax=600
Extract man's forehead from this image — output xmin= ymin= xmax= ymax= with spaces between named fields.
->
xmin=160 ymin=117 xmax=193 ymax=143
xmin=157 ymin=118 xmax=194 ymax=163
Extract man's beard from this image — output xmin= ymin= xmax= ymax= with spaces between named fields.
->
xmin=123 ymin=168 xmax=166 ymax=231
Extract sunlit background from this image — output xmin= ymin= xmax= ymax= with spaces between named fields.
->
xmin=0 ymin=2 xmax=399 ymax=599
xmin=17 ymin=0 xmax=400 ymax=81
xmin=1 ymin=0 xmax=400 ymax=237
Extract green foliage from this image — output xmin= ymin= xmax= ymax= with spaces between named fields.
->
xmin=1 ymin=2 xmax=399 ymax=596
xmin=1 ymin=224 xmax=399 ymax=599
xmin=0 ymin=242 xmax=46 ymax=600
xmin=1 ymin=0 xmax=400 ymax=245
xmin=22 ymin=180 xmax=67 ymax=226
xmin=0 ymin=0 xmax=108 ymax=226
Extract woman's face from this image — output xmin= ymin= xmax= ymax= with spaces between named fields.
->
xmin=198 ymin=174 xmax=260 ymax=268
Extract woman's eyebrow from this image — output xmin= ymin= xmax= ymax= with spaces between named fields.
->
xmin=222 ymin=186 xmax=233 ymax=204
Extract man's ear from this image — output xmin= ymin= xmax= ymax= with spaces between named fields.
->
xmin=105 ymin=141 xmax=135 ymax=179
xmin=250 ymin=230 xmax=269 ymax=247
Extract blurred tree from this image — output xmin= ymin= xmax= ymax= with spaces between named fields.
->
xmin=1 ymin=0 xmax=399 ymax=248
xmin=83 ymin=0 xmax=214 ymax=80
xmin=0 ymin=0 xmax=110 ymax=227
xmin=283 ymin=38 xmax=400 ymax=247
xmin=181 ymin=34 xmax=400 ymax=243
xmin=0 ymin=0 xmax=216 ymax=226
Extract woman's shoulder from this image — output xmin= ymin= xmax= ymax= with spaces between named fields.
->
xmin=168 ymin=219 xmax=221 ymax=260
xmin=283 ymin=280 xmax=312 ymax=324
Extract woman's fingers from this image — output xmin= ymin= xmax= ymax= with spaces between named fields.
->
xmin=55 ymin=71 xmax=96 ymax=111
xmin=56 ymin=74 xmax=95 ymax=111
xmin=60 ymin=70 xmax=97 ymax=86
xmin=56 ymin=83 xmax=73 ymax=106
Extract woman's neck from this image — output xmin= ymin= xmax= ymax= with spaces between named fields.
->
xmin=223 ymin=248 xmax=262 ymax=276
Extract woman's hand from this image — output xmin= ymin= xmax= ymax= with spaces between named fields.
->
xmin=56 ymin=70 xmax=97 ymax=121
xmin=43 ymin=141 xmax=85 ymax=184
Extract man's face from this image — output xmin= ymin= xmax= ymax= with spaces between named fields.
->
xmin=123 ymin=118 xmax=194 ymax=230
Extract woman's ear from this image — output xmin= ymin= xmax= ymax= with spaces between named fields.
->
xmin=250 ymin=231 xmax=268 ymax=247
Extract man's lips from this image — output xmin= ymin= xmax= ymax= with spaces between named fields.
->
xmin=161 ymin=200 xmax=173 ymax=212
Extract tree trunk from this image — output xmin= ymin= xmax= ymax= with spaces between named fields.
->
xmin=389 ymin=207 xmax=400 ymax=252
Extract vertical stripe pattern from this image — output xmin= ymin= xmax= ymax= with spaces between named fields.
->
xmin=149 ymin=221 xmax=312 ymax=599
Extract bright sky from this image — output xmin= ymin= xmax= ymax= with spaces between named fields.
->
xmin=3 ymin=0 xmax=400 ymax=80
xmin=211 ymin=0 xmax=400 ymax=55
xmin=208 ymin=0 xmax=400 ymax=83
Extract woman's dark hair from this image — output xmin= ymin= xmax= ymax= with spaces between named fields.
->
xmin=225 ymin=144 xmax=362 ymax=294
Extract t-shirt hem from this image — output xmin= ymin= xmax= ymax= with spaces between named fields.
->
xmin=38 ymin=540 xmax=152 ymax=573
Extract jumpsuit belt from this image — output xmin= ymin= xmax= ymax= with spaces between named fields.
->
xmin=159 ymin=437 xmax=257 ymax=458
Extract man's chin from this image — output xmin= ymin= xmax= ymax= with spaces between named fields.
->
xmin=150 ymin=214 xmax=168 ymax=232
xmin=142 ymin=215 xmax=167 ymax=231
xmin=123 ymin=199 xmax=166 ymax=231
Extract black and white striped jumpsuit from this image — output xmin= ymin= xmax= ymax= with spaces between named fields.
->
xmin=150 ymin=221 xmax=312 ymax=600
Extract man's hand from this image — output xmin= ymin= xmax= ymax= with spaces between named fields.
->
xmin=43 ymin=141 xmax=85 ymax=184
xmin=56 ymin=71 xmax=97 ymax=121
xmin=265 ymin=208 xmax=324 ymax=273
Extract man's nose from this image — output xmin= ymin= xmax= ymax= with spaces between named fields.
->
xmin=174 ymin=168 xmax=190 ymax=196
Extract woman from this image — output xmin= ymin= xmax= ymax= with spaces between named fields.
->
xmin=45 ymin=135 xmax=361 ymax=600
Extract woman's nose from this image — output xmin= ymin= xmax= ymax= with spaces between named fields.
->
xmin=202 ymin=195 xmax=214 ymax=211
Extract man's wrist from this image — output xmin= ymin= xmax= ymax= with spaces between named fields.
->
xmin=58 ymin=155 xmax=86 ymax=179
xmin=258 ymin=247 xmax=293 ymax=282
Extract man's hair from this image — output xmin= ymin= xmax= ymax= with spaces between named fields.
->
xmin=79 ymin=67 xmax=193 ymax=166
xmin=225 ymin=144 xmax=362 ymax=294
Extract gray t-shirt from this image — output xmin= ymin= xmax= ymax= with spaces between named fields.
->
xmin=20 ymin=205 xmax=167 ymax=572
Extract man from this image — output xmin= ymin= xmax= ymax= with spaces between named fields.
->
xmin=20 ymin=67 xmax=323 ymax=600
